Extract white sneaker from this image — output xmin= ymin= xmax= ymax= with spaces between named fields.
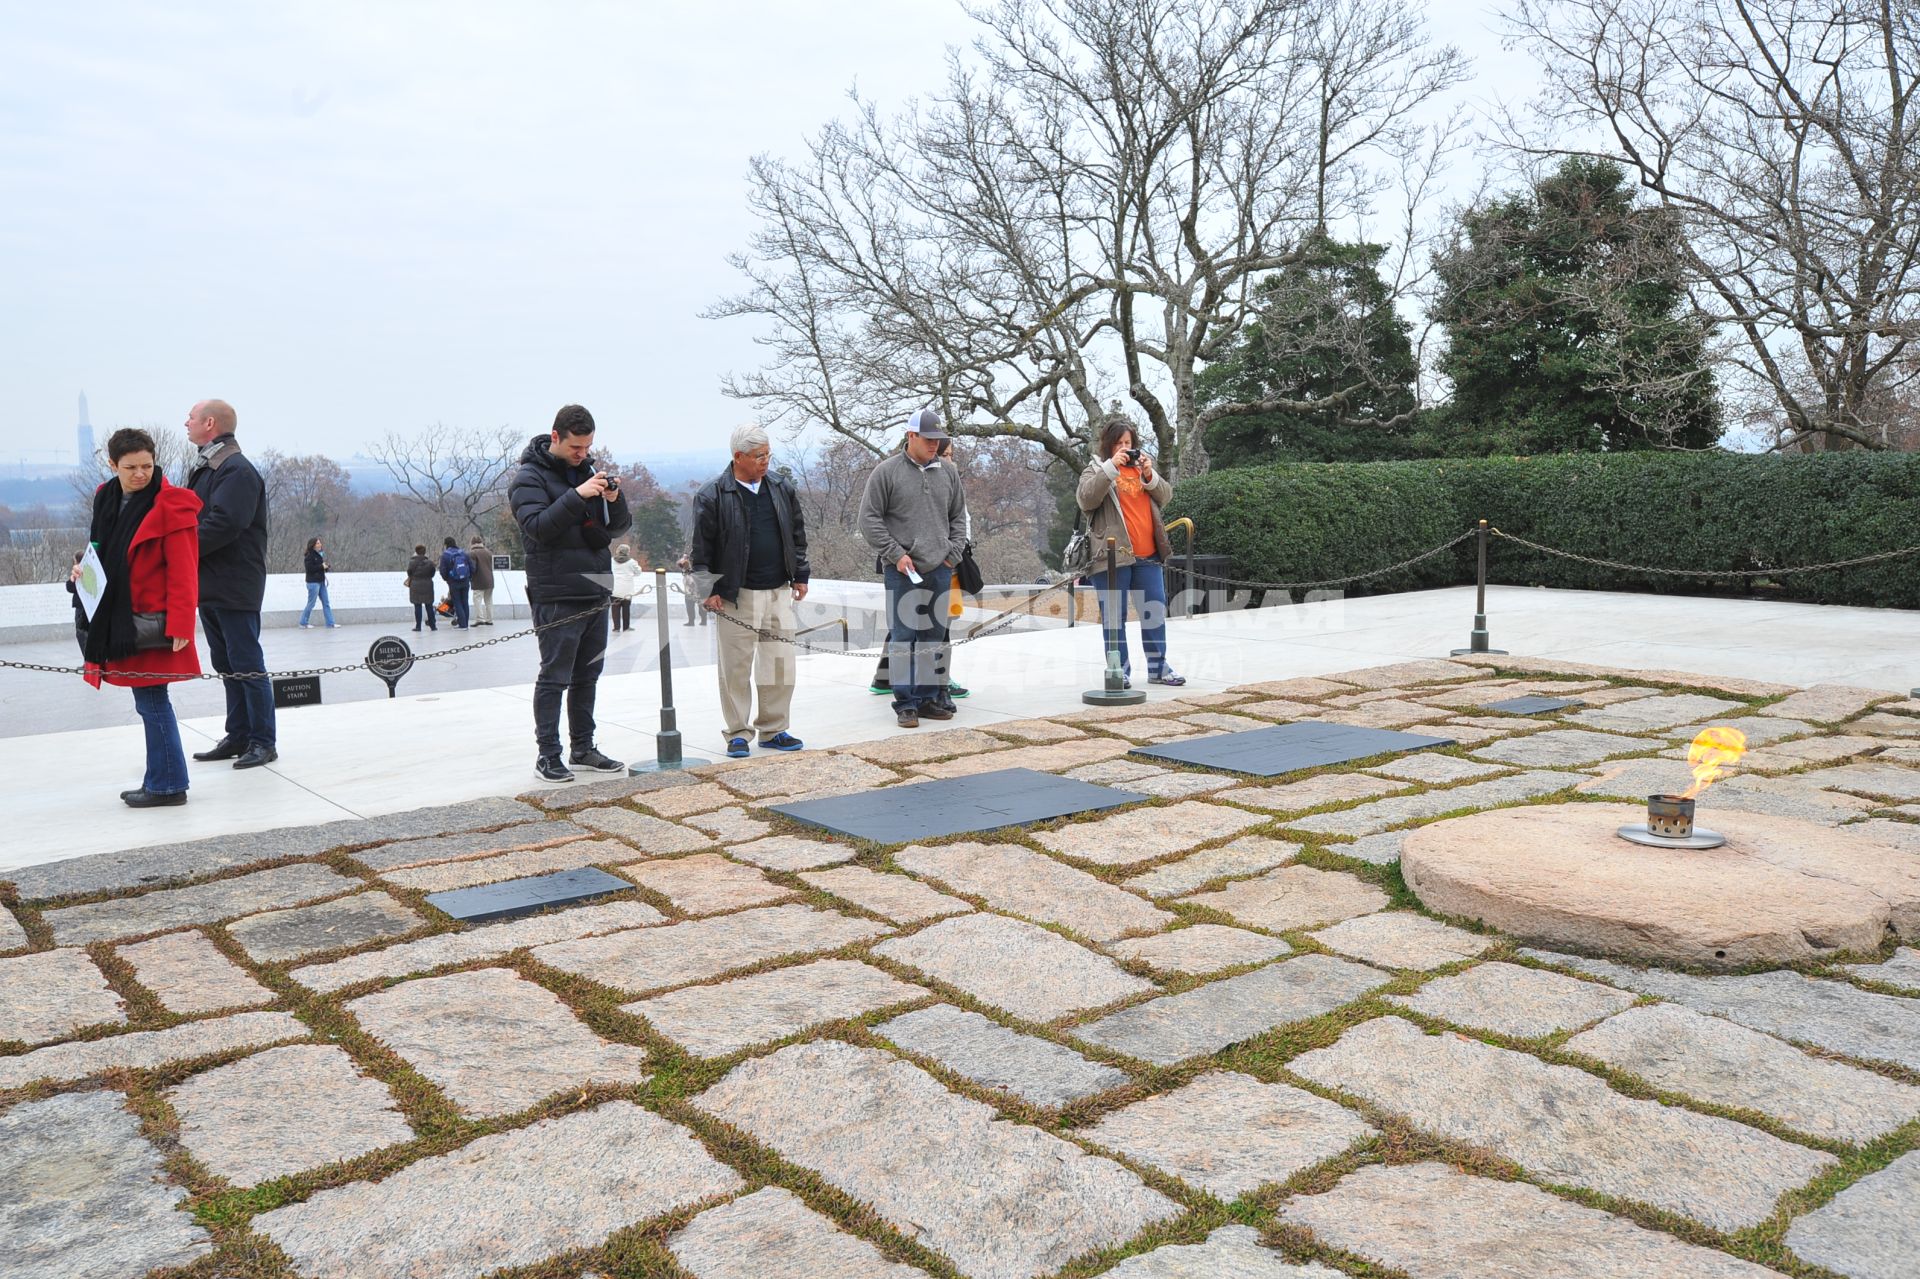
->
xmin=298 ymin=623 xmax=312 ymax=629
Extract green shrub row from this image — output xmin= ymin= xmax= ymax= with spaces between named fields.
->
xmin=1165 ymin=452 xmax=1920 ymax=609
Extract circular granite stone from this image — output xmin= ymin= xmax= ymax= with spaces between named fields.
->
xmin=1402 ymin=803 xmax=1920 ymax=969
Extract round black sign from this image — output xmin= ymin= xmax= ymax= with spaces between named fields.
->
xmin=367 ymin=636 xmax=415 ymax=696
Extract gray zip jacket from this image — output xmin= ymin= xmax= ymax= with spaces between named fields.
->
xmin=859 ymin=451 xmax=968 ymax=574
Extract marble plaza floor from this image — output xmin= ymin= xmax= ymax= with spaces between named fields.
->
xmin=2 ymin=652 xmax=1918 ymax=1279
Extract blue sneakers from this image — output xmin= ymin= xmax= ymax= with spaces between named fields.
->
xmin=761 ymin=732 xmax=804 ymax=752
xmin=726 ymin=736 xmax=751 ymax=759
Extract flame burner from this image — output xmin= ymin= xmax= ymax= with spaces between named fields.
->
xmin=1617 ymin=793 xmax=1728 ymax=850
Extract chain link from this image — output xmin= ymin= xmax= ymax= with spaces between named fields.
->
xmin=707 ymin=576 xmax=1085 ymax=656
xmin=1177 ymin=528 xmax=1480 ymax=591
xmin=1487 ymin=528 xmax=1920 ymax=579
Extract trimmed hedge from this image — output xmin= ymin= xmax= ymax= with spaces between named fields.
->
xmin=1165 ymin=453 xmax=1920 ymax=609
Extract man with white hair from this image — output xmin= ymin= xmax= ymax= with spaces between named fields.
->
xmin=690 ymin=424 xmax=810 ymax=758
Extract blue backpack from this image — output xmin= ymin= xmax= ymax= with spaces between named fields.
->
xmin=447 ymin=548 xmax=472 ymax=581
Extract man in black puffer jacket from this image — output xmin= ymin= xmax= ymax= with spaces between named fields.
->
xmin=183 ymin=398 xmax=277 ymax=770
xmin=509 ymin=404 xmax=633 ymax=783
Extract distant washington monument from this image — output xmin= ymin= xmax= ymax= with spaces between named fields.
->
xmin=76 ymin=392 xmax=94 ymax=467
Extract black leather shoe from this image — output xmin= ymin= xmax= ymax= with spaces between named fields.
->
xmin=917 ymin=703 xmax=955 ymax=721
xmin=192 ymin=737 xmax=246 ymax=762
xmin=122 ymin=789 xmax=187 ymax=808
xmin=233 ymin=745 xmax=279 ymax=770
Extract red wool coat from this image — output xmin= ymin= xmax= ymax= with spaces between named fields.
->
xmin=86 ymin=479 xmax=204 ymax=689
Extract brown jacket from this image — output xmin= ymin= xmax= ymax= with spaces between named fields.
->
xmin=1076 ymin=457 xmax=1173 ymax=570
xmin=467 ymin=542 xmax=495 ymax=591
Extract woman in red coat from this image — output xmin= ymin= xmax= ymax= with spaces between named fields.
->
xmin=75 ymin=428 xmax=204 ymax=807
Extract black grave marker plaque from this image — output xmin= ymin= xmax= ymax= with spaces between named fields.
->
xmin=770 ymin=767 xmax=1137 ymax=844
xmin=425 ymin=866 xmax=631 ymax=924
xmin=1129 ymin=721 xmax=1454 ymax=777
xmin=1480 ymin=695 xmax=1580 ymax=715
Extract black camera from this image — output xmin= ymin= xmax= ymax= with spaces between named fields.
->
xmin=601 ymin=472 xmax=620 ymax=492
xmin=1121 ymin=448 xmax=1143 ymax=467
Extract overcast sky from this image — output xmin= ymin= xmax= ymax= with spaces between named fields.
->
xmin=0 ymin=1 xmax=1529 ymax=466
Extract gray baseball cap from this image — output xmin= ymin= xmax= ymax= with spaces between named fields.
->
xmin=904 ymin=407 xmax=950 ymax=439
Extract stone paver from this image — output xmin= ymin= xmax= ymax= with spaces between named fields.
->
xmin=1801 ymin=762 xmax=1920 ymax=802
xmin=1102 ymin=716 xmax=1210 ymax=742
xmin=1326 ymin=831 xmax=1407 ymax=865
xmin=729 ymin=834 xmax=858 ymax=871
xmin=1075 ymin=955 xmax=1389 ymax=1065
xmin=1848 ymin=819 xmax=1920 ymax=855
xmin=1234 ymin=675 xmax=1355 ymax=699
xmin=1760 ymin=684 xmax=1895 ymax=723
xmin=1180 ymin=712 xmax=1272 ymax=733
xmin=1472 ymin=728 xmax=1653 ymax=767
xmin=0 ymin=1090 xmax=212 ymax=1278
xmin=637 ymin=780 xmax=738 ymax=817
xmin=874 ymin=1004 xmax=1127 ymax=1106
xmin=167 ymin=1043 xmax=412 ymax=1185
xmin=1122 ymin=836 xmax=1300 ymax=897
xmin=1437 ymin=721 xmax=1520 ymax=745
xmin=1314 ymin=698 xmax=1454 ymax=729
xmin=693 ymin=1040 xmax=1178 ymax=1279
xmin=669 ymin=1186 xmax=930 ymax=1279
xmin=230 ymin=890 xmax=422 ymax=963
xmin=256 ymin=1100 xmax=742 ymax=1279
xmin=1852 ymin=711 xmax=1920 ymax=738
xmin=1337 ymin=659 xmax=1478 ymax=688
xmin=1103 ymin=1225 xmax=1342 ymax=1277
xmin=985 ymin=718 xmax=1088 ymax=742
xmin=1668 ymin=716 xmax=1818 ymax=745
xmin=1109 ymin=924 xmax=1291 ymax=975
xmin=1529 ymin=952 xmax=1920 ymax=1072
xmin=1179 ymin=865 xmax=1388 ymax=932
xmin=1086 ymin=1071 xmax=1376 ymax=1199
xmin=0 ymin=948 xmax=125 ymax=1044
xmin=532 ymin=903 xmax=888 ymax=994
xmin=290 ymin=900 xmax=665 ymax=993
xmin=1215 ymin=773 xmax=1410 ymax=813
xmin=42 ymin=863 xmax=359 ymax=945
xmin=1064 ymin=759 xmax=1169 ymax=785
xmin=873 ymin=912 xmax=1153 ymax=1021
xmin=842 ymin=727 xmax=1009 ymax=765
xmin=1784 ymin=1151 xmax=1920 ymax=1279
xmin=1388 ymin=961 xmax=1634 ymax=1037
xmin=380 ymin=839 xmax=634 ymax=892
xmin=708 ymin=751 xmax=900 ymax=797
xmin=894 ymin=841 xmax=1171 ymax=941
xmin=623 ymin=958 xmax=924 ymax=1057
xmin=798 ymin=865 xmax=971 ymax=923
xmin=1308 ymin=912 xmax=1495 ymax=970
xmin=1285 ymin=770 xmax=1587 ymax=836
xmin=0 ymin=1010 xmax=307 ymax=1089
xmin=1845 ymin=947 xmax=1920 ymax=990
xmin=0 ymin=906 xmax=25 ymax=952
xmin=1281 ymin=1162 xmax=1790 ymax=1279
xmin=523 ymin=770 xmax=704 ymax=810
xmin=1122 ymin=771 xmax=1242 ymax=799
xmin=1578 ymin=758 xmax=1877 ymax=825
xmin=906 ymin=737 xmax=1135 ymax=781
xmin=1565 ymin=1003 xmax=1920 ymax=1144
xmin=622 ymin=853 xmax=795 ymax=915
xmin=1367 ymin=753 xmax=1507 ymax=784
xmin=1290 ymin=1015 xmax=1834 ymax=1231
xmin=347 ymin=967 xmax=649 ymax=1116
xmin=1568 ymin=693 xmax=1746 ymax=732
xmin=349 ymin=819 xmax=590 ymax=871
xmin=685 ymin=806 xmax=774 ymax=842
xmin=1234 ymin=697 xmax=1329 ymax=720
xmin=1035 ymin=800 xmax=1267 ymax=866
xmin=1737 ymin=736 xmax=1888 ymax=773
xmin=574 ymin=806 xmax=716 ymax=851
xmin=119 ymin=930 xmax=275 ymax=1014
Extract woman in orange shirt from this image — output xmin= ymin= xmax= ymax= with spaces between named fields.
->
xmin=1074 ymin=415 xmax=1183 ymax=687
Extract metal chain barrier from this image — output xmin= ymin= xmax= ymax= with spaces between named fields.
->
xmin=1179 ymin=528 xmax=1480 ymax=592
xmin=707 ymin=575 xmax=1086 ymax=657
xmin=1486 ymin=528 xmax=1920 ymax=579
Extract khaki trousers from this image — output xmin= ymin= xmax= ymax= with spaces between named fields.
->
xmin=716 ymin=587 xmax=797 ymax=742
xmin=472 ymin=588 xmax=494 ymax=623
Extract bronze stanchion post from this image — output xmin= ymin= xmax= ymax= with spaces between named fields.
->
xmin=630 ymin=568 xmax=684 ymax=773
xmin=1450 ymin=519 xmax=1508 ymax=657
xmin=1083 ymin=536 xmax=1146 ymax=706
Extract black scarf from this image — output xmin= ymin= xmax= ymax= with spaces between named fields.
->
xmin=84 ymin=477 xmax=160 ymax=664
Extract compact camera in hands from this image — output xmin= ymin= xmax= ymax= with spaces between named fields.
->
xmin=598 ymin=472 xmax=620 ymax=493
xmin=1121 ymin=448 xmax=1144 ymax=467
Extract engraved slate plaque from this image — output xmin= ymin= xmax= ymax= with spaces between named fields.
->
xmin=770 ymin=768 xmax=1137 ymax=844
xmin=1130 ymin=722 xmax=1453 ymax=778
xmin=424 ymin=867 xmax=633 ymax=924
xmin=1481 ymin=695 xmax=1581 ymax=715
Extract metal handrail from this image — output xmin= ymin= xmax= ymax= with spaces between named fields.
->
xmin=793 ymin=617 xmax=850 ymax=642
xmin=1165 ymin=517 xmax=1197 ymax=618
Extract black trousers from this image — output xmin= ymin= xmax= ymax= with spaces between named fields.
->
xmin=610 ymin=598 xmax=632 ymax=631
xmin=532 ymin=600 xmax=608 ymax=758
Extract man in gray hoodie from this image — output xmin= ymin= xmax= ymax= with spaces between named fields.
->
xmin=859 ymin=409 xmax=967 ymax=727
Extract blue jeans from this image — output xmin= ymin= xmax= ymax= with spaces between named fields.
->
xmin=414 ymin=602 xmax=438 ymax=630
xmin=1087 ymin=556 xmax=1171 ymax=679
xmin=132 ymin=684 xmax=189 ymax=794
xmin=883 ymin=563 xmax=953 ymax=712
xmin=447 ymin=580 xmax=470 ymax=627
xmin=300 ymin=581 xmax=335 ymax=626
xmin=200 ymin=607 xmax=277 ymax=749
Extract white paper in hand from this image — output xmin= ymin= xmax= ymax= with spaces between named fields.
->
xmin=76 ymin=544 xmax=107 ymax=621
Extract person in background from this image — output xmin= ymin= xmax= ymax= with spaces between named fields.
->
xmin=468 ymin=535 xmax=495 ymax=625
xmin=1076 ymin=413 xmax=1184 ymax=687
xmin=677 ymin=555 xmax=706 ymax=627
xmin=299 ymin=536 xmax=337 ymax=628
xmin=406 ymin=544 xmax=438 ymax=631
xmin=184 ymin=398 xmax=277 ymax=769
xmin=437 ymin=535 xmax=473 ymax=629
xmin=610 ymin=544 xmax=643 ymax=631
xmin=74 ymin=427 xmax=203 ymax=807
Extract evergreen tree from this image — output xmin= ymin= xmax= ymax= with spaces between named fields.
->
xmin=1197 ymin=234 xmax=1420 ymax=466
xmin=1430 ymin=157 xmax=1720 ymax=455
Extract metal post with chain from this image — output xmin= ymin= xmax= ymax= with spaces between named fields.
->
xmin=1450 ymin=519 xmax=1507 ymax=657
xmin=630 ymin=567 xmax=683 ymax=774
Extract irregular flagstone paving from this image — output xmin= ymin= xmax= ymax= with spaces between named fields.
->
xmin=1783 ymin=1150 xmax=1920 ymax=1279
xmin=1213 ymin=772 xmax=1410 ymax=812
xmin=1108 ymin=923 xmax=1292 ymax=975
xmin=1566 ymin=693 xmax=1746 ymax=732
xmin=1470 ymin=727 xmax=1653 ymax=767
xmin=1121 ymin=835 xmax=1299 ymax=897
xmin=0 ymin=905 xmax=26 ymax=951
xmin=532 ymin=903 xmax=889 ymax=994
xmin=1284 ymin=770 xmax=1584 ymax=836
xmin=1103 ymin=1224 xmax=1345 ymax=1277
xmin=0 ymin=1009 xmax=308 ymax=1089
xmin=893 ymin=841 xmax=1173 ymax=941
xmin=379 ymin=837 xmax=636 ymax=891
xmin=1845 ymin=946 xmax=1920 ymax=990
xmin=874 ymin=911 xmax=1154 ymax=1021
xmin=798 ymin=864 xmax=972 ymax=923
xmin=1290 ymin=1016 xmax=1835 ymax=1231
xmin=874 ymin=1004 xmax=1128 ymax=1106
xmin=573 ymin=805 xmax=717 ymax=851
xmin=1388 ymin=961 xmax=1636 ymax=1037
xmin=228 ymin=889 xmax=422 ymax=962
xmin=42 ymin=862 xmax=360 ymax=945
xmin=0 ymin=1090 xmax=212 ymax=1278
xmin=621 ymin=852 xmax=796 ymax=915
xmin=728 ymin=834 xmax=859 ymax=871
xmin=1033 ymin=800 xmax=1267 ymax=865
xmin=117 ymin=930 xmax=276 ymax=1014
xmin=1760 ymin=683 xmax=1895 ymax=723
xmin=693 ymin=1040 xmax=1180 ymax=1279
xmin=348 ymin=819 xmax=591 ymax=872
xmin=669 ymin=1186 xmax=931 ymax=1278
xmin=1307 ymin=911 xmax=1496 ymax=970
xmin=1178 ymin=865 xmax=1388 ymax=932
xmin=623 ymin=958 xmax=924 ymax=1057
xmin=0 ymin=948 xmax=125 ymax=1044
xmin=255 ymin=1101 xmax=743 ymax=1279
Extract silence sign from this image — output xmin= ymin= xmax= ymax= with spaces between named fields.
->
xmin=367 ymin=636 xmax=415 ymax=698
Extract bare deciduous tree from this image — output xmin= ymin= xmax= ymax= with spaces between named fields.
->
xmin=367 ymin=424 xmax=522 ymax=539
xmin=1506 ymin=0 xmax=1920 ymax=451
